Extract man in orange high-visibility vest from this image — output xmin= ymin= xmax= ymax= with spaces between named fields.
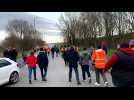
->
xmin=92 ymin=45 xmax=108 ymax=87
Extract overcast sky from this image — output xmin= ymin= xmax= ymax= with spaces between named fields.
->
xmin=0 ymin=12 xmax=64 ymax=43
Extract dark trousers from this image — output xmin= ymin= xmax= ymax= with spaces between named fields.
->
xmin=95 ymin=68 xmax=107 ymax=84
xmin=112 ymin=79 xmax=124 ymax=87
xmin=69 ymin=66 xmax=80 ymax=82
xmin=39 ymin=66 xmax=48 ymax=80
xmin=13 ymin=58 xmax=16 ymax=62
xmin=52 ymin=53 xmax=54 ymax=59
xmin=112 ymin=78 xmax=133 ymax=87
xmin=11 ymin=58 xmax=16 ymax=62
xmin=56 ymin=53 xmax=59 ymax=57
xmin=28 ymin=67 xmax=36 ymax=80
xmin=64 ymin=59 xmax=68 ymax=66
xmin=81 ymin=65 xmax=91 ymax=80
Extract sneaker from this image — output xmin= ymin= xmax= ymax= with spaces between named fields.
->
xmin=29 ymin=80 xmax=32 ymax=84
xmin=83 ymin=80 xmax=86 ymax=82
xmin=42 ymin=78 xmax=47 ymax=81
xmin=77 ymin=81 xmax=81 ymax=85
xmin=94 ymin=82 xmax=100 ymax=86
xmin=88 ymin=78 xmax=92 ymax=83
xmin=34 ymin=78 xmax=37 ymax=80
xmin=69 ymin=79 xmax=71 ymax=82
xmin=104 ymin=82 xmax=109 ymax=87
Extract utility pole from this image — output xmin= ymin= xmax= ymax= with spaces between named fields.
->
xmin=34 ymin=16 xmax=36 ymax=29
xmin=33 ymin=16 xmax=45 ymax=42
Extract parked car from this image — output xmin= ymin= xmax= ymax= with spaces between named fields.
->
xmin=0 ymin=58 xmax=20 ymax=86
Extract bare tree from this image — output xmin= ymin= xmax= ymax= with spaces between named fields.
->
xmin=80 ymin=12 xmax=103 ymax=46
xmin=59 ymin=12 xmax=134 ymax=48
xmin=126 ymin=12 xmax=134 ymax=33
xmin=6 ymin=19 xmax=38 ymax=39
xmin=102 ymin=12 xmax=116 ymax=37
xmin=5 ymin=19 xmax=44 ymax=51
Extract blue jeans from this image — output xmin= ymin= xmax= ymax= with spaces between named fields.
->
xmin=28 ymin=67 xmax=36 ymax=80
xmin=69 ymin=65 xmax=80 ymax=82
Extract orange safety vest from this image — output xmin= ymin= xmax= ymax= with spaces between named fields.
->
xmin=92 ymin=49 xmax=106 ymax=69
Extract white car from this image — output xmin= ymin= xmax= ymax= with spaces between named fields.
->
xmin=0 ymin=58 xmax=20 ymax=86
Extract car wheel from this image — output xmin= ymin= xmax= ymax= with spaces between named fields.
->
xmin=9 ymin=72 xmax=19 ymax=84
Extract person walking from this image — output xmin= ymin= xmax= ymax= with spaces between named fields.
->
xmin=26 ymin=51 xmax=37 ymax=84
xmin=3 ymin=48 xmax=10 ymax=58
xmin=33 ymin=49 xmax=37 ymax=57
xmin=55 ymin=47 xmax=60 ymax=57
xmin=62 ymin=48 xmax=68 ymax=66
xmin=22 ymin=52 xmax=27 ymax=65
xmin=101 ymin=41 xmax=108 ymax=55
xmin=44 ymin=48 xmax=48 ymax=56
xmin=60 ymin=47 xmax=65 ymax=55
xmin=79 ymin=48 xmax=92 ymax=83
xmin=10 ymin=48 xmax=18 ymax=62
xmin=75 ymin=47 xmax=79 ymax=52
xmin=91 ymin=45 xmax=108 ymax=86
xmin=37 ymin=48 xmax=48 ymax=81
xmin=47 ymin=47 xmax=51 ymax=56
xmin=51 ymin=47 xmax=55 ymax=59
xmin=104 ymin=42 xmax=134 ymax=87
xmin=67 ymin=46 xmax=81 ymax=85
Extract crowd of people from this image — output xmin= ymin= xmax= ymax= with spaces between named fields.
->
xmin=60 ymin=46 xmax=97 ymax=85
xmin=3 ymin=48 xmax=18 ymax=62
xmin=3 ymin=40 xmax=134 ymax=87
xmin=60 ymin=41 xmax=134 ymax=87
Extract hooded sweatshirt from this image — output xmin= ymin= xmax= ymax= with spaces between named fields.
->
xmin=105 ymin=48 xmax=134 ymax=71
xmin=37 ymin=51 xmax=48 ymax=67
xmin=79 ymin=50 xmax=90 ymax=65
xmin=105 ymin=48 xmax=134 ymax=86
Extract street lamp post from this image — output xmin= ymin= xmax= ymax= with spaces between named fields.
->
xmin=34 ymin=16 xmax=36 ymax=28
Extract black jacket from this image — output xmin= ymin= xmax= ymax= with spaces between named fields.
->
xmin=67 ymin=49 xmax=79 ymax=67
xmin=10 ymin=49 xmax=18 ymax=61
xmin=111 ymin=49 xmax=134 ymax=86
xmin=62 ymin=50 xmax=69 ymax=60
xmin=3 ymin=50 xmax=10 ymax=58
xmin=51 ymin=48 xmax=55 ymax=53
xmin=37 ymin=51 xmax=48 ymax=67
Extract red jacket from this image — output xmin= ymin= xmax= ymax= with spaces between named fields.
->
xmin=104 ymin=48 xmax=134 ymax=71
xmin=26 ymin=55 xmax=37 ymax=68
